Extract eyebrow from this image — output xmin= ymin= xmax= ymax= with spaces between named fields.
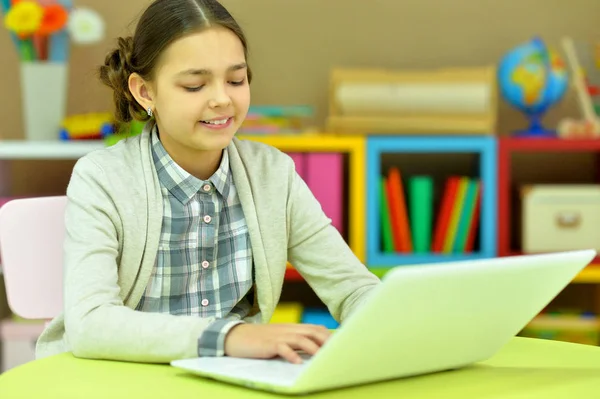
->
xmin=177 ymin=62 xmax=248 ymax=76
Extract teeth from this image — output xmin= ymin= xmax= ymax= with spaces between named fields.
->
xmin=202 ymin=118 xmax=229 ymax=125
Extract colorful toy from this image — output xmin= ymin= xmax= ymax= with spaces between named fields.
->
xmin=59 ymin=112 xmax=114 ymax=140
xmin=238 ymin=105 xmax=314 ymax=135
xmin=103 ymin=119 xmax=146 ymax=146
xmin=498 ymin=37 xmax=569 ymax=137
xmin=557 ymin=37 xmax=600 ymax=139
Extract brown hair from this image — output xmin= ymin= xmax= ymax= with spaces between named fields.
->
xmin=99 ymin=0 xmax=252 ymax=125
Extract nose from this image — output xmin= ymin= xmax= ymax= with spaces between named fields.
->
xmin=208 ymin=82 xmax=232 ymax=108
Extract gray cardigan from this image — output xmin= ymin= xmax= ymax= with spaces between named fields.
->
xmin=36 ymin=121 xmax=380 ymax=363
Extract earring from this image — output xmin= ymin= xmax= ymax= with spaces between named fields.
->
xmin=147 ymin=107 xmax=153 ymax=118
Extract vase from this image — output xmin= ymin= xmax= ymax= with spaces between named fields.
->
xmin=20 ymin=62 xmax=68 ymax=141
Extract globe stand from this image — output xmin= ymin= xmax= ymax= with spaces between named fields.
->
xmin=513 ymin=112 xmax=556 ymax=137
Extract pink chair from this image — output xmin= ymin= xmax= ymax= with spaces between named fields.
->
xmin=0 ymin=196 xmax=67 ymax=320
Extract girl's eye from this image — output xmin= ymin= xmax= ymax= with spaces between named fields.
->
xmin=184 ymin=86 xmax=203 ymax=92
xmin=230 ymin=80 xmax=246 ymax=86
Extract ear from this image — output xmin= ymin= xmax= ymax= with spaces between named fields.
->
xmin=128 ymin=73 xmax=155 ymax=113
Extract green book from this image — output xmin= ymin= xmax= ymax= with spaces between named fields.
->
xmin=408 ymin=176 xmax=434 ymax=253
xmin=380 ymin=177 xmax=394 ymax=253
xmin=453 ymin=179 xmax=479 ymax=253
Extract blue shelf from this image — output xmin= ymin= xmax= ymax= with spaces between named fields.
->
xmin=368 ymin=252 xmax=494 ymax=268
xmin=366 ymin=135 xmax=498 ymax=267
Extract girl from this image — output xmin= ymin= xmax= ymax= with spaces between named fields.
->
xmin=36 ymin=0 xmax=380 ymax=365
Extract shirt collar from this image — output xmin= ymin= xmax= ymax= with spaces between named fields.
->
xmin=151 ymin=125 xmax=230 ymax=204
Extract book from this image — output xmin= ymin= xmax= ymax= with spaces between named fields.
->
xmin=443 ymin=177 xmax=469 ymax=253
xmin=453 ymin=179 xmax=480 ymax=253
xmin=465 ymin=184 xmax=482 ymax=253
xmin=409 ymin=176 xmax=434 ymax=253
xmin=380 ymin=176 xmax=394 ymax=253
xmin=386 ymin=167 xmax=412 ymax=252
xmin=432 ymin=177 xmax=460 ymax=253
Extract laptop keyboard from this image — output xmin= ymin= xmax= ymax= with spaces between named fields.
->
xmin=225 ymin=354 xmax=313 ymax=387
xmin=172 ymin=352 xmax=314 ymax=388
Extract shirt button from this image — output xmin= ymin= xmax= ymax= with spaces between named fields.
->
xmin=201 ymin=260 xmax=210 ymax=269
xmin=201 ymin=299 xmax=209 ymax=307
xmin=203 ymin=215 xmax=212 ymax=223
xmin=202 ymin=184 xmax=211 ymax=192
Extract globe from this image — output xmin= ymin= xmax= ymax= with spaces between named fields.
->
xmin=498 ymin=37 xmax=569 ymax=136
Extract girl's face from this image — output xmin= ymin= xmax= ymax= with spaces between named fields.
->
xmin=146 ymin=27 xmax=250 ymax=162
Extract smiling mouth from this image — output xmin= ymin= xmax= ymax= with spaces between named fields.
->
xmin=200 ymin=117 xmax=231 ymax=125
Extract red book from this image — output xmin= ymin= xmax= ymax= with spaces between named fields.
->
xmin=387 ymin=168 xmax=412 ymax=252
xmin=465 ymin=185 xmax=482 ymax=253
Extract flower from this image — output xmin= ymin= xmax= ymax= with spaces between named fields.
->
xmin=4 ymin=0 xmax=43 ymax=37
xmin=38 ymin=4 xmax=68 ymax=36
xmin=67 ymin=7 xmax=104 ymax=44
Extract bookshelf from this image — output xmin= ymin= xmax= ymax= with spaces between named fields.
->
xmin=0 ymin=136 xmax=365 ymax=283
xmin=239 ymin=134 xmax=366 ymax=282
xmin=495 ymin=136 xmax=600 ymax=345
xmin=497 ymin=137 xmax=600 ymax=266
xmin=366 ymin=136 xmax=497 ymax=268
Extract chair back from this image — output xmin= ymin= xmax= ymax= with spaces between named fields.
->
xmin=0 ymin=196 xmax=67 ymax=319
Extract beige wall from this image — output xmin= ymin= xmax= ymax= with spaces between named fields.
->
xmin=0 ymin=0 xmax=598 ymax=194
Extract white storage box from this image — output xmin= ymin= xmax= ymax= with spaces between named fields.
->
xmin=522 ymin=184 xmax=600 ymax=253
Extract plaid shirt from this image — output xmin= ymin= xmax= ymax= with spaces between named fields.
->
xmin=136 ymin=129 xmax=254 ymax=356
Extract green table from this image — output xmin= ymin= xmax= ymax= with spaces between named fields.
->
xmin=1 ymin=337 xmax=600 ymax=398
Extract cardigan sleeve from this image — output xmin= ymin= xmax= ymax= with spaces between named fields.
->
xmin=286 ymin=169 xmax=381 ymax=323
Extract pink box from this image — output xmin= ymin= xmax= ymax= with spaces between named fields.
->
xmin=305 ymin=153 xmax=344 ymax=234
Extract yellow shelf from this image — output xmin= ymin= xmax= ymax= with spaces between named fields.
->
xmin=237 ymin=133 xmax=363 ymax=152
xmin=573 ymin=267 xmax=600 ymax=284
xmin=238 ymin=134 xmax=366 ymax=263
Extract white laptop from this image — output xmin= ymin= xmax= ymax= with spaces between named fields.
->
xmin=171 ymin=249 xmax=596 ymax=394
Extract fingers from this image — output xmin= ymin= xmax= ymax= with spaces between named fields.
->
xmin=278 ymin=335 xmax=321 ymax=363
xmin=268 ymin=324 xmax=334 ymax=363
xmin=303 ymin=324 xmax=331 ymax=346
xmin=289 ymin=335 xmax=321 ymax=356
xmin=277 ymin=323 xmax=331 ymax=336
xmin=283 ymin=324 xmax=330 ymax=347
xmin=226 ymin=323 xmax=334 ymax=363
xmin=302 ymin=324 xmax=332 ymax=336
xmin=282 ymin=325 xmax=332 ymax=363
xmin=277 ymin=342 xmax=303 ymax=364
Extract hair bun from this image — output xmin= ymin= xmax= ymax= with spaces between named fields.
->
xmin=99 ymin=36 xmax=146 ymax=124
xmin=101 ymin=37 xmax=134 ymax=90
xmin=114 ymin=37 xmax=134 ymax=74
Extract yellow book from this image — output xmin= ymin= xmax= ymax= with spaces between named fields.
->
xmin=443 ymin=177 xmax=469 ymax=253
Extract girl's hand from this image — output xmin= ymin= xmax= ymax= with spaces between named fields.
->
xmin=224 ymin=323 xmax=332 ymax=364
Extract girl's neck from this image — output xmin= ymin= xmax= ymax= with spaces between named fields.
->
xmin=172 ymin=147 xmax=223 ymax=181
xmin=156 ymin=129 xmax=223 ymax=181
